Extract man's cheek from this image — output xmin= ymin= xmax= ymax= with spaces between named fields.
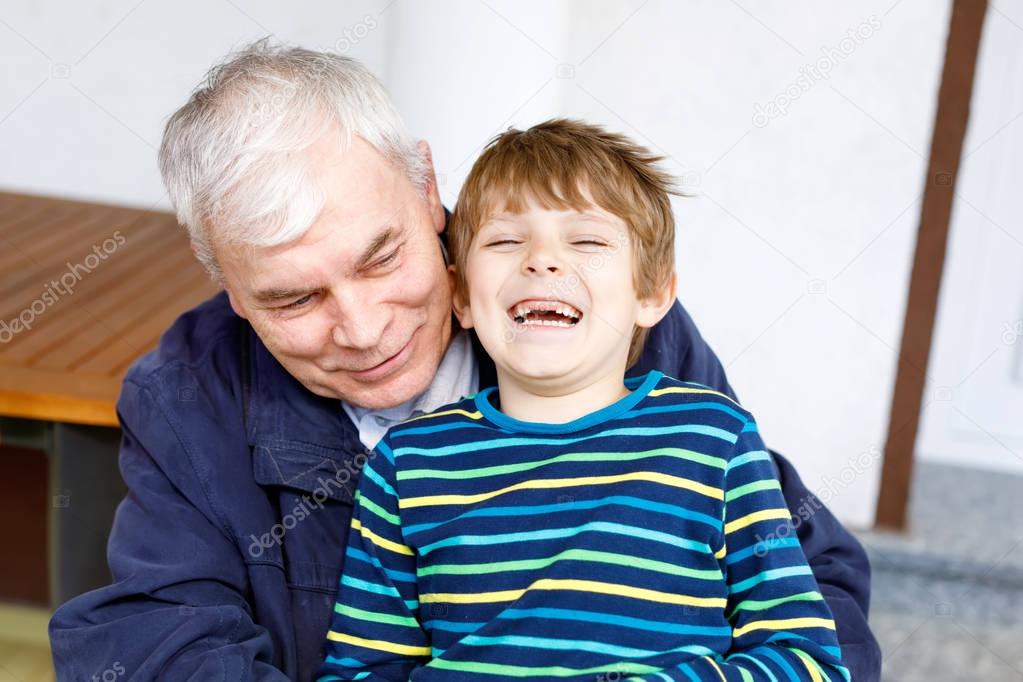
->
xmin=261 ymin=317 xmax=323 ymax=357
xmin=400 ymin=264 xmax=444 ymax=308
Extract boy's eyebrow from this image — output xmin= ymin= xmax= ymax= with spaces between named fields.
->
xmin=481 ymin=212 xmax=519 ymax=225
xmin=483 ymin=210 xmax=616 ymax=227
xmin=572 ymin=209 xmax=618 ymax=223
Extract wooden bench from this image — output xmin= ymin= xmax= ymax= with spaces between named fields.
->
xmin=0 ymin=191 xmax=219 ymax=606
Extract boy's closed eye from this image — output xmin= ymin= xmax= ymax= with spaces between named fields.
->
xmin=481 ymin=235 xmax=612 ymax=249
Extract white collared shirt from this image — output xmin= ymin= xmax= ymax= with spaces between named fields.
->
xmin=341 ymin=329 xmax=479 ymax=450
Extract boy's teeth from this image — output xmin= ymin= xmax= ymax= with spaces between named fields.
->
xmin=508 ymin=300 xmax=583 ymax=327
xmin=512 ymin=301 xmax=581 ymax=318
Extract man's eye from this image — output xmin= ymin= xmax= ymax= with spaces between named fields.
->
xmin=282 ymin=294 xmax=314 ymax=310
xmin=369 ymin=248 xmax=400 ymax=269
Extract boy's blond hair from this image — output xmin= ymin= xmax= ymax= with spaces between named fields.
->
xmin=448 ymin=118 xmax=679 ymax=368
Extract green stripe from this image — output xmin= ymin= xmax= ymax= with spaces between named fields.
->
xmin=418 ymin=547 xmax=722 ymax=581
xmin=790 ymin=647 xmax=834 ymax=681
xmin=333 ymin=602 xmax=418 ymax=628
xmin=724 ymin=479 xmax=781 ymax=503
xmin=357 ymin=494 xmax=401 ymax=526
xmin=730 ymin=591 xmax=823 ymax=615
xmin=427 ymin=658 xmax=661 ymax=678
xmin=460 ymin=634 xmax=717 ymax=661
xmin=398 ymin=447 xmax=726 ymax=482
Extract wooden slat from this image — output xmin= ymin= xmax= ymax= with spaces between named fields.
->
xmin=0 ymin=191 xmax=219 ymax=426
xmin=0 ymin=203 xmax=89 ymax=274
xmin=17 ymin=232 xmax=196 ymax=365
xmin=0 ymin=195 xmax=53 ymax=234
xmin=0 ymin=218 xmax=187 ymax=358
xmin=0 ymin=211 xmax=174 ymax=322
xmin=77 ymin=273 xmax=218 ymax=375
xmin=0 ymin=196 xmax=111 ymax=264
xmin=25 ymin=246 xmax=202 ymax=371
xmin=0 ymin=365 xmax=121 ymax=426
xmin=0 ymin=206 xmax=136 ymax=292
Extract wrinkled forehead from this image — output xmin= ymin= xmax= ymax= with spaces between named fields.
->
xmin=215 ymin=200 xmax=417 ymax=298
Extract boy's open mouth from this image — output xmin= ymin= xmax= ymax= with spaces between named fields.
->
xmin=507 ymin=299 xmax=583 ymax=328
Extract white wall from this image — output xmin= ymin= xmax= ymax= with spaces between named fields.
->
xmin=0 ymin=0 xmax=956 ymax=528
xmin=0 ymin=0 xmax=395 ymax=208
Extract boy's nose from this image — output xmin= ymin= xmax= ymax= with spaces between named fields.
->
xmin=523 ymin=245 xmax=564 ymax=275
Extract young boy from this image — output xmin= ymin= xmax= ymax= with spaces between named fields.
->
xmin=317 ymin=120 xmax=848 ymax=681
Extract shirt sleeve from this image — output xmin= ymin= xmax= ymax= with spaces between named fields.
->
xmin=655 ymin=416 xmax=851 ymax=681
xmin=49 ymin=380 xmax=289 ymax=682
xmin=317 ymin=438 xmax=430 ymax=681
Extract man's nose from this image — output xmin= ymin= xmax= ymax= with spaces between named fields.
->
xmin=330 ymin=290 xmax=386 ymax=350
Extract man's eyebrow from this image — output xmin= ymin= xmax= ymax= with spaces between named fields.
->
xmin=356 ymin=225 xmax=404 ymax=268
xmin=252 ymin=225 xmax=407 ymax=302
xmin=252 ymin=286 xmax=320 ymax=305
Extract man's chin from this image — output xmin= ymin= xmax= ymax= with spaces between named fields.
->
xmin=317 ymin=364 xmax=432 ymax=410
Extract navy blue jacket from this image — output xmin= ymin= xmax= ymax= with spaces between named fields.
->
xmin=49 ymin=291 xmax=880 ymax=681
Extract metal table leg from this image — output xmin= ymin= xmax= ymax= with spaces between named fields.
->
xmin=1 ymin=418 xmax=126 ymax=607
xmin=49 ymin=423 xmax=126 ymax=607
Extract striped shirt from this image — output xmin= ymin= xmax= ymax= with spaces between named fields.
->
xmin=318 ymin=371 xmax=848 ymax=681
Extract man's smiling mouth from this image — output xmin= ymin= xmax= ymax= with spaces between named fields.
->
xmin=507 ymin=299 xmax=583 ymax=328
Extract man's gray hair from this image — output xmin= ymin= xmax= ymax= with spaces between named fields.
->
xmin=158 ymin=38 xmax=427 ymax=279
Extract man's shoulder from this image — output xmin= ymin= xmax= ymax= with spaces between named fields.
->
xmin=125 ymin=290 xmax=241 ymax=389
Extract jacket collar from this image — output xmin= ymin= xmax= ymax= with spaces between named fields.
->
xmin=241 ymin=315 xmax=499 ymax=502
xmin=244 ymin=323 xmax=365 ymax=501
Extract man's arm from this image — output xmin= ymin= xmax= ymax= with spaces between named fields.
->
xmin=649 ymin=301 xmax=881 ymax=681
xmin=772 ymin=449 xmax=881 ymax=679
xmin=48 ymin=379 xmax=289 ymax=682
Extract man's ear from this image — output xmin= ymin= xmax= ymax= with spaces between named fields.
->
xmin=418 ymin=140 xmax=446 ymax=234
xmin=448 ymin=264 xmax=474 ymax=330
xmin=636 ymin=271 xmax=677 ymax=329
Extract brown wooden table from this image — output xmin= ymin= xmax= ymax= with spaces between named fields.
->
xmin=0 ymin=191 xmax=218 ymax=606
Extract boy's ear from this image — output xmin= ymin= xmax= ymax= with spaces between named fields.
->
xmin=448 ymin=264 xmax=474 ymax=330
xmin=636 ymin=271 xmax=677 ymax=329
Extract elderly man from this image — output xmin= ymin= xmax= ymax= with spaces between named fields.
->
xmin=49 ymin=42 xmax=880 ymax=681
